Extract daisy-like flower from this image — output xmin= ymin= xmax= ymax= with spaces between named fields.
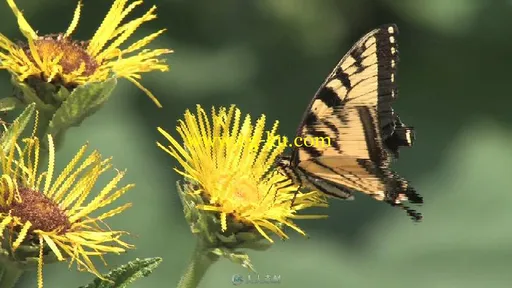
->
xmin=157 ymin=105 xmax=327 ymax=242
xmin=0 ymin=0 xmax=172 ymax=107
xmin=0 ymin=131 xmax=134 ymax=287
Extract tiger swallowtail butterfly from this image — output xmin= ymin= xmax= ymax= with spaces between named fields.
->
xmin=276 ymin=24 xmax=423 ymax=221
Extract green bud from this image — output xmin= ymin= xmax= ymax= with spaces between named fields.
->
xmin=0 ymin=230 xmax=59 ymax=272
xmin=177 ymin=180 xmax=275 ymax=273
xmin=9 ymin=75 xmax=117 ymax=149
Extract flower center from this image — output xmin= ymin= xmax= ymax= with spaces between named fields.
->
xmin=23 ymin=34 xmax=99 ymax=80
xmin=232 ymin=179 xmax=260 ymax=203
xmin=1 ymin=187 xmax=71 ymax=234
xmin=213 ymin=174 xmax=262 ymax=214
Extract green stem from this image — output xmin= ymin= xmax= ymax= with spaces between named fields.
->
xmin=177 ymin=239 xmax=219 ymax=288
xmin=38 ymin=110 xmax=68 ymax=154
xmin=35 ymin=111 xmax=57 ymax=171
xmin=0 ymin=262 xmax=24 ymax=288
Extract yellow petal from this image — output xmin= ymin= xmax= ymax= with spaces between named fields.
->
xmin=41 ymin=234 xmax=65 ymax=261
xmin=65 ymin=0 xmax=82 ymax=37
xmin=6 ymin=0 xmax=37 ymax=40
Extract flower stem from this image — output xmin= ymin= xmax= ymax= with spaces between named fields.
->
xmin=177 ymin=239 xmax=219 ymax=288
xmin=0 ymin=262 xmax=23 ymax=288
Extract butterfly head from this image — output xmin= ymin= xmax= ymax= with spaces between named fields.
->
xmin=275 ymin=155 xmax=292 ymax=170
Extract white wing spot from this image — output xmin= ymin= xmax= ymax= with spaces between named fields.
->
xmin=406 ymin=130 xmax=412 ymax=144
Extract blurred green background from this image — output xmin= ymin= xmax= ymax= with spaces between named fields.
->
xmin=1 ymin=0 xmax=512 ymax=287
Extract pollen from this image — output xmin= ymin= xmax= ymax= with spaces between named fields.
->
xmin=23 ymin=34 xmax=98 ymax=82
xmin=1 ymin=187 xmax=71 ymax=234
xmin=232 ymin=178 xmax=260 ymax=203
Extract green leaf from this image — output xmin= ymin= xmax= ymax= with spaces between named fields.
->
xmin=10 ymin=75 xmax=56 ymax=113
xmin=209 ymin=248 xmax=255 ymax=272
xmin=54 ymin=84 xmax=71 ymax=102
xmin=79 ymin=257 xmax=162 ymax=288
xmin=0 ymin=97 xmax=21 ymax=112
xmin=47 ymin=77 xmax=117 ymax=140
xmin=0 ymin=103 xmax=35 ymax=153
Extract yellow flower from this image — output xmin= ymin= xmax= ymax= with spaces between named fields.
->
xmin=0 ymin=132 xmax=134 ymax=287
xmin=0 ymin=0 xmax=173 ymax=107
xmin=157 ymin=105 xmax=327 ymax=242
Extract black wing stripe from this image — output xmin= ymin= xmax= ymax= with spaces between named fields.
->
xmin=338 ymin=72 xmax=352 ymax=90
xmin=375 ymin=25 xmax=400 ymax=137
xmin=298 ymin=165 xmax=356 ymax=199
xmin=316 ymin=86 xmax=343 ymax=107
xmin=357 ymin=106 xmax=387 ymax=165
xmin=303 ymin=172 xmax=354 ymax=199
xmin=321 ymin=120 xmax=339 ymax=137
xmin=303 ymin=111 xmax=319 ymax=126
xmin=300 ymin=145 xmax=322 ymax=159
xmin=345 ymin=37 xmax=377 ymax=73
xmin=349 ymin=47 xmax=365 ymax=73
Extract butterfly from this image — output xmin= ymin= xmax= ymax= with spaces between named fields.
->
xmin=276 ymin=24 xmax=423 ymax=221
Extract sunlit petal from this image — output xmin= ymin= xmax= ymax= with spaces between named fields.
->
xmin=158 ymin=105 xmax=328 ymax=241
xmin=0 ymin=130 xmax=134 ymax=288
xmin=0 ymin=0 xmax=172 ymax=107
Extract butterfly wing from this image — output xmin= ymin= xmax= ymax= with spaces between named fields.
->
xmin=290 ymin=24 xmax=422 ymax=220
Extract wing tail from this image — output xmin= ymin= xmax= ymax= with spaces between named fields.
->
xmin=401 ymin=185 xmax=423 ymax=204
xmin=384 ymin=175 xmax=423 ymax=221
xmin=387 ymin=201 xmax=423 ymax=222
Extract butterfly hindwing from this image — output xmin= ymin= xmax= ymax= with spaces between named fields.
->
xmin=280 ymin=24 xmax=423 ymax=221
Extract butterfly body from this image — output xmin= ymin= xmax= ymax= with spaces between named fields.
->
xmin=277 ymin=24 xmax=423 ymax=221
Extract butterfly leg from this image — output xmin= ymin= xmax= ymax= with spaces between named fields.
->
xmin=261 ymin=169 xmax=293 ymax=203
xmin=290 ymin=187 xmax=302 ymax=208
xmin=271 ymin=177 xmax=294 ymax=203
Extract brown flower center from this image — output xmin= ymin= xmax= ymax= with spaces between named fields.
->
xmin=0 ymin=187 xmax=71 ymax=234
xmin=22 ymin=34 xmax=99 ymax=81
